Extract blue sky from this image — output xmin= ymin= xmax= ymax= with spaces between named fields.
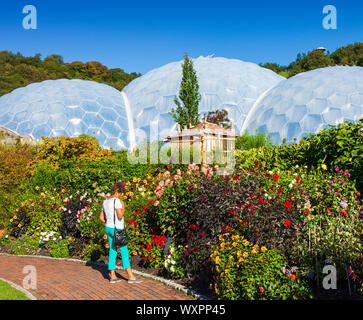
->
xmin=0 ymin=0 xmax=362 ymax=74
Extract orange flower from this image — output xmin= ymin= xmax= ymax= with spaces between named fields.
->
xmin=290 ymin=274 xmax=296 ymax=281
xmin=259 ymin=287 xmax=265 ymax=294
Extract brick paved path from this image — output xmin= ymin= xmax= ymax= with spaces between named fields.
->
xmin=0 ymin=256 xmax=192 ymax=300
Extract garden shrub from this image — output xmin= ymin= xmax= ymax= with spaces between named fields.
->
xmin=33 ymin=136 xmax=113 ymax=168
xmin=49 ymin=241 xmax=70 ymax=258
xmin=235 ymin=121 xmax=363 ymax=191
xmin=10 ymin=234 xmax=40 ymax=255
xmin=0 ymin=143 xmax=38 ymax=223
xmin=210 ymin=233 xmax=312 ymax=300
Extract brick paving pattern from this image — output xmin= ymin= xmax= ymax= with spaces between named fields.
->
xmin=0 ymin=256 xmax=192 ymax=300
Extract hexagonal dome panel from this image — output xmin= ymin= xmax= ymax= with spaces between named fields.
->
xmin=0 ymin=79 xmax=131 ymax=149
xmin=122 ymin=56 xmax=285 ymax=145
xmin=242 ymin=66 xmax=363 ymax=144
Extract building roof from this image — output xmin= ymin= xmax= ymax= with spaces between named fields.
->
xmin=163 ymin=120 xmax=237 ymax=142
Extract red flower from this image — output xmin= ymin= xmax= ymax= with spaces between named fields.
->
xmin=284 ymin=201 xmax=292 ymax=209
xmin=257 ymin=197 xmax=263 ymax=204
xmin=224 ymin=190 xmax=229 ymax=194
xmin=273 ymin=174 xmax=279 ymax=181
xmin=201 ymin=232 xmax=206 ymax=237
xmin=254 ymin=161 xmax=259 ymax=167
xmin=185 ymin=250 xmax=189 ymax=256
xmin=305 ymin=209 xmax=309 ymax=214
xmin=201 ymin=197 xmax=206 ymax=201
xmin=296 ymin=224 xmax=301 ymax=229
xmin=143 ymin=257 xmax=147 ymax=261
xmin=283 ymin=220 xmax=291 ymax=227
xmin=148 ymin=256 xmax=152 ymax=261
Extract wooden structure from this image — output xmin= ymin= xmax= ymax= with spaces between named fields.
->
xmin=163 ymin=120 xmax=237 ymax=163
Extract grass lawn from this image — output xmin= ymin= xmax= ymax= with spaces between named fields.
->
xmin=0 ymin=280 xmax=30 ymax=300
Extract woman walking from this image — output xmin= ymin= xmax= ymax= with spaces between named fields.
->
xmin=99 ymin=184 xmax=143 ymax=284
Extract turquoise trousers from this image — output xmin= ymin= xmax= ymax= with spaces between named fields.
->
xmin=105 ymin=227 xmax=131 ymax=271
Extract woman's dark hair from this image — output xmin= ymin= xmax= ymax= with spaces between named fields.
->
xmin=110 ymin=184 xmax=122 ymax=195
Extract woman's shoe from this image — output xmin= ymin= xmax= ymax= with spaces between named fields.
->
xmin=128 ymin=278 xmax=143 ymax=284
xmin=110 ymin=278 xmax=121 ymax=283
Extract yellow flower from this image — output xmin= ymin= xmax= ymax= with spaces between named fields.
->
xmin=133 ymin=177 xmax=137 ymax=183
xmin=243 ymin=252 xmax=248 ymax=258
xmin=243 ymin=240 xmax=249 ymax=246
xmin=35 ymin=186 xmax=39 ymax=191
xmin=322 ymin=164 xmax=327 ymax=170
xmin=232 ymin=242 xmax=237 ymax=247
xmin=238 ymin=258 xmax=244 ymax=263
xmin=229 ymin=256 xmax=234 ymax=261
xmin=237 ymin=251 xmax=242 ymax=258
xmin=126 ymin=181 xmax=131 ymax=186
xmin=13 ymin=216 xmax=17 ymax=219
xmin=225 ymin=269 xmax=229 ymax=274
xmin=215 ymin=256 xmax=221 ymax=264
xmin=251 ymin=249 xmax=257 ymax=255
xmin=261 ymin=246 xmax=267 ymax=252
xmin=10 ymin=219 xmax=13 ymax=222
xmin=18 ymin=224 xmax=22 ymax=228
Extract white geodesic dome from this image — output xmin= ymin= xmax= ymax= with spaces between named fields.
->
xmin=242 ymin=66 xmax=363 ymax=144
xmin=122 ymin=56 xmax=285 ymax=146
xmin=0 ymin=79 xmax=132 ymax=149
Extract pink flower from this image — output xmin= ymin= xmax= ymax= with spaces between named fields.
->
xmin=154 ymin=201 xmax=160 ymax=206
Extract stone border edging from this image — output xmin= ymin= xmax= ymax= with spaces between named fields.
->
xmin=0 ymin=253 xmax=211 ymax=300
xmin=0 ymin=277 xmax=37 ymax=300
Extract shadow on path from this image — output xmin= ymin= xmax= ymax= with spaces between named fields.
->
xmin=85 ymin=261 xmax=128 ymax=281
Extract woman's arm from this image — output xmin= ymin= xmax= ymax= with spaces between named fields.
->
xmin=99 ymin=210 xmax=106 ymax=223
xmin=116 ymin=202 xmax=125 ymax=220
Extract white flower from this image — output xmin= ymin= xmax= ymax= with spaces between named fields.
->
xmin=53 ymin=237 xmax=57 ymax=241
xmin=170 ymin=247 xmax=175 ymax=254
xmin=5 ymin=235 xmax=8 ymax=239
xmin=296 ymin=165 xmax=299 ymax=168
xmin=171 ymin=260 xmax=176 ymax=265
xmin=289 ymin=184 xmax=293 ymax=188
xmin=170 ymin=266 xmax=175 ymax=273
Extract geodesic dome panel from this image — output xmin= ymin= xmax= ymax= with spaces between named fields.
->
xmin=122 ymin=56 xmax=284 ymax=145
xmin=242 ymin=66 xmax=363 ymax=144
xmin=0 ymin=79 xmax=132 ymax=149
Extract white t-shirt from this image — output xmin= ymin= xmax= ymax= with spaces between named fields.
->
xmin=103 ymin=198 xmax=124 ymax=229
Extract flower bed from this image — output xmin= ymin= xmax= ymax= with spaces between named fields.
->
xmin=0 ymin=159 xmax=362 ymax=299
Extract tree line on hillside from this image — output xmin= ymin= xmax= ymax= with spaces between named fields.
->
xmin=260 ymin=42 xmax=363 ymax=78
xmin=0 ymin=51 xmax=141 ymax=97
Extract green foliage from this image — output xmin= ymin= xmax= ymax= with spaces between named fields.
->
xmin=202 ymin=109 xmax=231 ymax=128
xmin=261 ymin=43 xmax=362 ymax=77
xmin=170 ymin=54 xmax=201 ymax=128
xmin=10 ymin=234 xmax=40 ymax=255
xmin=236 ymin=121 xmax=363 ymax=191
xmin=0 ymin=51 xmax=140 ymax=97
xmin=33 ymin=136 xmax=113 ymax=168
xmin=49 ymin=241 xmax=70 ymax=258
xmin=236 ymin=131 xmax=274 ymax=150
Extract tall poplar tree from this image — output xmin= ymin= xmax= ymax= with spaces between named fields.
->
xmin=170 ymin=54 xmax=201 ymax=128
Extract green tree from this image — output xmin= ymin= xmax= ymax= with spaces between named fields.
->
xmin=202 ymin=109 xmax=231 ymax=128
xmin=170 ymin=54 xmax=201 ymax=128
